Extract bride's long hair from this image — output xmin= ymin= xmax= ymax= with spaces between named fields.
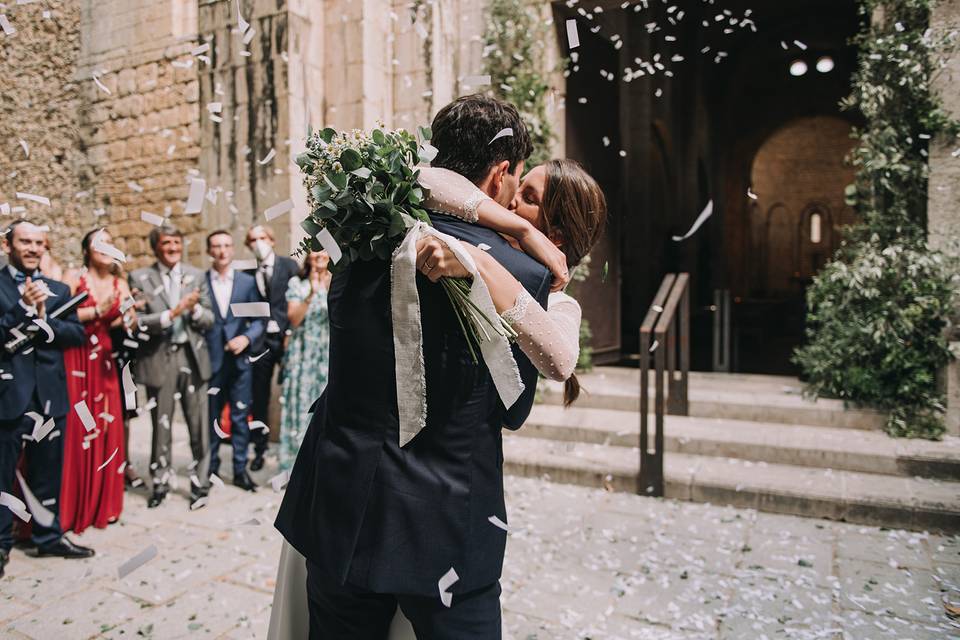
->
xmin=539 ymin=159 xmax=607 ymax=407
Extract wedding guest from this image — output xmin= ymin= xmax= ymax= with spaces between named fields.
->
xmin=243 ymin=225 xmax=298 ymax=471
xmin=278 ymin=251 xmax=331 ymax=471
xmin=130 ymin=224 xmax=214 ymax=509
xmin=60 ymin=229 xmax=135 ymax=532
xmin=0 ymin=221 xmax=94 ymax=579
xmin=205 ymin=230 xmax=264 ymax=491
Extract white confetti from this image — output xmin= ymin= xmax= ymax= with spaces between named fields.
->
xmin=566 ymin=19 xmax=580 ymax=49
xmin=249 ymin=420 xmax=269 ymax=432
xmin=247 ymin=350 xmax=269 ymax=363
xmin=488 ymin=128 xmax=514 ymax=145
xmin=121 ymin=362 xmax=137 ymax=410
xmin=672 ymin=200 xmax=713 ymax=242
xmin=140 ymin=211 xmax=165 ymax=226
xmin=16 ymin=192 xmax=50 ymax=206
xmin=263 ymin=199 xmax=294 ymax=221
xmin=96 ymin=447 xmax=119 ymax=472
xmin=91 ymin=228 xmax=127 ymax=263
xmin=127 ymin=181 xmax=144 ymax=193
xmin=258 ymin=149 xmax=276 ymax=165
xmin=213 ymin=419 xmax=229 ymax=440
xmin=74 ymin=399 xmax=96 ymax=432
xmin=118 ymin=544 xmax=158 ymax=579
xmin=438 ymin=567 xmax=459 ymax=608
xmin=236 ymin=0 xmax=249 ymax=34
xmin=207 ymin=386 xmax=221 ymax=396
xmin=230 ymin=302 xmax=270 ymax=317
xmin=31 ymin=318 xmax=54 ymax=344
xmin=191 ymin=43 xmax=210 ymax=55
xmin=18 ymin=139 xmax=28 ymax=157
xmin=0 ymin=14 xmax=16 ymax=36
xmin=0 ymin=491 xmax=30 ymax=523
xmin=184 ymin=177 xmax=206 ymax=214
xmin=316 ymin=228 xmax=342 ymax=264
xmin=206 ymin=102 xmax=223 ymax=114
xmin=488 ymin=515 xmax=509 ymax=531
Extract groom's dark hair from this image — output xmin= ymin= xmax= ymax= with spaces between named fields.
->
xmin=430 ymin=94 xmax=534 ymax=185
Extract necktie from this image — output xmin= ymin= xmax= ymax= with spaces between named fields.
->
xmin=12 ymin=271 xmax=26 ymax=286
xmin=167 ymin=266 xmax=187 ymax=344
xmin=257 ymin=263 xmax=272 ymax=299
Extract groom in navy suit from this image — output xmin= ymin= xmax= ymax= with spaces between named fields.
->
xmin=0 ymin=221 xmax=94 ymax=579
xmin=205 ymin=231 xmax=265 ymax=491
xmin=276 ymin=96 xmax=551 ymax=638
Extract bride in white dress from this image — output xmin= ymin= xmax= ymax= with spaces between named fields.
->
xmin=267 ymin=160 xmax=607 ymax=639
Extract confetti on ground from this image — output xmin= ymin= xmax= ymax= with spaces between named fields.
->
xmin=117 ymin=544 xmax=158 ymax=579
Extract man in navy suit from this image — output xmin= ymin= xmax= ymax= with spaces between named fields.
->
xmin=0 ymin=221 xmax=94 ymax=579
xmin=275 ymin=96 xmax=551 ymax=637
xmin=243 ymin=225 xmax=299 ymax=471
xmin=205 ymin=231 xmax=265 ymax=491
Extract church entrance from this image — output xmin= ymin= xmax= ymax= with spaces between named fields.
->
xmin=555 ymin=0 xmax=861 ymax=374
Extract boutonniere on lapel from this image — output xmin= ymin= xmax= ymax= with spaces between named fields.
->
xmin=182 ymin=275 xmax=195 ymax=286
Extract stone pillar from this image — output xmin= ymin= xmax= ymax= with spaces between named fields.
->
xmin=929 ymin=0 xmax=960 ymax=437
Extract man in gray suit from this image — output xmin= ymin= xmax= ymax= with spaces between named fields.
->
xmin=130 ymin=224 xmax=215 ymax=509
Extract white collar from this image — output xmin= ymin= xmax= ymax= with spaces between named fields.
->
xmin=211 ymin=267 xmax=234 ymax=282
xmin=260 ymin=252 xmax=276 ymax=268
xmin=8 ymin=264 xmax=38 ymax=281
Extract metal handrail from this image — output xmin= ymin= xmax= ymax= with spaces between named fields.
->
xmin=638 ymin=273 xmax=690 ymax=497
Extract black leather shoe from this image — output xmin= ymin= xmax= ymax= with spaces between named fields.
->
xmin=250 ymin=454 xmax=265 ymax=472
xmin=31 ymin=537 xmax=95 ymax=559
xmin=233 ymin=472 xmax=258 ymax=492
xmin=0 ymin=549 xmax=8 ymax=578
xmin=147 ymin=489 xmax=167 ymax=508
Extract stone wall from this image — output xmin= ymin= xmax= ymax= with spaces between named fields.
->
xmin=76 ymin=0 xmax=203 ymax=268
xmin=0 ymin=1 xmax=86 ymax=267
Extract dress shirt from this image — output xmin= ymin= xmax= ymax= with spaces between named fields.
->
xmin=210 ymin=267 xmax=234 ymax=319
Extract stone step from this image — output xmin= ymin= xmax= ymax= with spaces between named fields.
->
xmin=519 ymin=404 xmax=960 ymax=480
xmin=538 ymin=368 xmax=887 ymax=431
xmin=502 ymin=435 xmax=960 ymax=534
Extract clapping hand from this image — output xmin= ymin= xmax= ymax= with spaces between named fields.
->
xmin=173 ymin=289 xmax=201 ymax=317
xmin=21 ymin=277 xmax=49 ymax=317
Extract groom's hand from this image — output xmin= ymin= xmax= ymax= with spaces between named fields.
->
xmin=416 ymin=237 xmax=470 ymax=282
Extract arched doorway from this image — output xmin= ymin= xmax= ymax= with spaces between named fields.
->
xmin=736 ymin=116 xmax=857 ymax=372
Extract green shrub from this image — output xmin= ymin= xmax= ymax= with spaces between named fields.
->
xmin=794 ymin=237 xmax=958 ymax=439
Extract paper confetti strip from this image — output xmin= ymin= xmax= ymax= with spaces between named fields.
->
xmin=258 ymin=149 xmax=276 ymax=165
xmin=0 ymin=15 xmax=16 ymax=36
xmin=96 ymin=447 xmax=119 ymax=472
xmin=184 ymin=177 xmax=206 ymax=214
xmin=672 ymin=200 xmax=713 ymax=242
xmin=118 ymin=544 xmax=158 ymax=580
xmin=230 ymin=302 xmax=270 ymax=317
xmin=92 ymin=229 xmax=127 ymax=263
xmin=16 ymin=192 xmax=50 ymax=206
xmin=16 ymin=470 xmax=55 ymax=527
xmin=488 ymin=128 xmax=514 ymax=145
xmin=488 ymin=515 xmax=509 ymax=531
xmin=74 ymin=399 xmax=96 ymax=432
xmin=1 ymin=492 xmax=30 ymax=522
xmin=270 ymin=470 xmax=290 ymax=492
xmin=438 ymin=567 xmax=459 ymax=608
xmin=316 ymin=228 xmax=342 ymax=264
xmin=566 ymin=19 xmax=580 ymax=49
xmin=140 ymin=211 xmax=165 ymax=226
xmin=263 ymin=198 xmax=294 ymax=221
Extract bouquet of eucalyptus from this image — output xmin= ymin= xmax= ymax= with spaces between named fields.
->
xmin=295 ymin=125 xmax=516 ymax=362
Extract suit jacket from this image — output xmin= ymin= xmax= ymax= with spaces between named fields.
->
xmin=0 ymin=270 xmax=85 ymax=421
xmin=244 ymin=254 xmax=299 ymax=344
xmin=275 ymin=214 xmax=551 ymax=596
xmin=129 ymin=262 xmax=214 ymax=388
xmin=205 ymin=270 xmax=266 ymax=375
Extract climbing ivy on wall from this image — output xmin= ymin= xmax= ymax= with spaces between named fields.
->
xmin=483 ymin=0 xmax=559 ymax=167
xmin=794 ymin=0 xmax=960 ymax=439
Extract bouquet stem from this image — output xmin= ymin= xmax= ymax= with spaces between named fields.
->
xmin=440 ymin=277 xmax=517 ymax=364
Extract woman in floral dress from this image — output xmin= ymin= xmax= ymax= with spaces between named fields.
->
xmin=278 ymin=251 xmax=331 ymax=470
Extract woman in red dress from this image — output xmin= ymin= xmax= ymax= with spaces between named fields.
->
xmin=60 ymin=228 xmax=135 ymax=533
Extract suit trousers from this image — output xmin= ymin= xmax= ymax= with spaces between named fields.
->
xmin=146 ymin=346 xmax=210 ymax=492
xmin=305 ymin=560 xmax=502 ymax=640
xmin=250 ymin=334 xmax=283 ymax=455
xmin=0 ymin=396 xmax=64 ymax=551
xmin=208 ymin=357 xmax=252 ymax=476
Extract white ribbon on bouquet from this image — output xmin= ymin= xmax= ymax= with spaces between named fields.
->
xmin=390 ymin=217 xmax=524 ymax=447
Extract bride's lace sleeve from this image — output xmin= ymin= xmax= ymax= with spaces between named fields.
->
xmin=502 ymin=290 xmax=581 ymax=381
xmin=418 ymin=166 xmax=489 ymax=223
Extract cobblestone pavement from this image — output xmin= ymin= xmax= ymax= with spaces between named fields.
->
xmin=0 ymin=416 xmax=958 ymax=639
